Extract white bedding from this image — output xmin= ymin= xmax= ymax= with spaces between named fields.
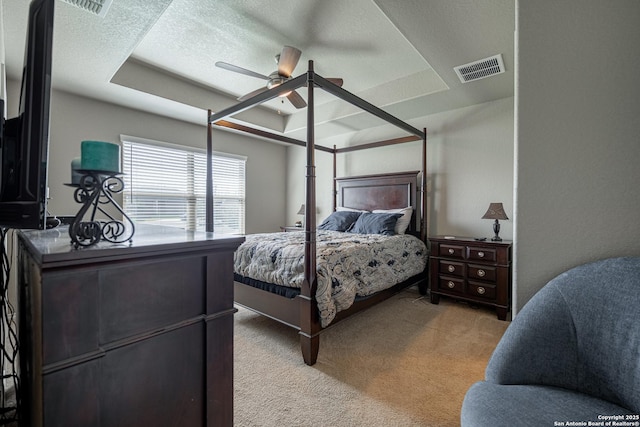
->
xmin=234 ymin=230 xmax=428 ymax=327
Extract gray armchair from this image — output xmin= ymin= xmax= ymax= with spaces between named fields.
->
xmin=461 ymin=257 xmax=640 ymax=426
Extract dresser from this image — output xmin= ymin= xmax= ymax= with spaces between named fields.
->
xmin=17 ymin=225 xmax=244 ymax=426
xmin=428 ymin=236 xmax=512 ymax=320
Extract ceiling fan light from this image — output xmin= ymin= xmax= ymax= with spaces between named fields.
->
xmin=267 ymin=74 xmax=287 ymax=90
xmin=266 ymin=78 xmax=290 ymax=97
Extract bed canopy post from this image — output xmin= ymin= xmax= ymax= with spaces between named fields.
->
xmin=300 ymin=60 xmax=321 ymax=365
xmin=206 ymin=110 xmax=214 ymax=233
xmin=421 ymin=128 xmax=427 ymax=242
xmin=332 ymin=145 xmax=337 ymax=211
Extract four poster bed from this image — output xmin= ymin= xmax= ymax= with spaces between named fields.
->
xmin=207 ymin=61 xmax=428 ymax=365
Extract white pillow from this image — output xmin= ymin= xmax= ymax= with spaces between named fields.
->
xmin=337 ymin=206 xmax=369 ymax=213
xmin=372 ymin=206 xmax=413 ymax=234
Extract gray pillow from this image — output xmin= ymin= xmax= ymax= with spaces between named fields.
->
xmin=347 ymin=212 xmax=402 ymax=235
xmin=318 ymin=211 xmax=363 ymax=232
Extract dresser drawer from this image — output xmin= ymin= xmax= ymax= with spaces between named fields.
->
xmin=439 ymin=260 xmax=465 ymax=277
xmin=468 ymin=281 xmax=496 ymax=300
xmin=439 ymin=244 xmax=465 ymax=259
xmin=468 ymin=264 xmax=496 ymax=282
xmin=468 ymin=246 xmax=497 ymax=262
xmin=438 ymin=277 xmax=464 ymax=293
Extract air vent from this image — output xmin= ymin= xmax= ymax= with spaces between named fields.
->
xmin=62 ymin=0 xmax=114 ymax=17
xmin=454 ymin=54 xmax=505 ymax=83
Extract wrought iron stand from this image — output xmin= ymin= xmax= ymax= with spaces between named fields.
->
xmin=67 ymin=170 xmax=135 ymax=248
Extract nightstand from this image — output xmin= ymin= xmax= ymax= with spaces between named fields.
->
xmin=280 ymin=226 xmax=303 ymax=232
xmin=428 ymin=236 xmax=512 ymax=320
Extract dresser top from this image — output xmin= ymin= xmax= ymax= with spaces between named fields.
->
xmin=18 ymin=224 xmax=245 ymax=267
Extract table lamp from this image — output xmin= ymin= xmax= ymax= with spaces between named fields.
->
xmin=482 ymin=202 xmax=509 ymax=241
xmin=295 ymin=204 xmax=305 ymax=227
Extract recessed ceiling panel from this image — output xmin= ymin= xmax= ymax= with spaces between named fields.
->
xmin=2 ymin=0 xmax=514 ymax=139
xmin=130 ymin=0 xmax=438 ymax=114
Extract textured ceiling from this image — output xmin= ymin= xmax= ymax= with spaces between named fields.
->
xmin=2 ymin=0 xmax=514 ymax=144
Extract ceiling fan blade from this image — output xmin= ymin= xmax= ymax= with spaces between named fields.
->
xmin=238 ymin=86 xmax=269 ymax=102
xmin=277 ymin=46 xmax=301 ymax=77
xmin=215 ymin=61 xmax=269 ymax=80
xmin=286 ymin=90 xmax=307 ymax=109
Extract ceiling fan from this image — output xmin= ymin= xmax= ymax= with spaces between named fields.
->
xmin=215 ymin=46 xmax=343 ymax=109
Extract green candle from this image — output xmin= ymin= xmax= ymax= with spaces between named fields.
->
xmin=81 ymin=140 xmax=121 ymax=173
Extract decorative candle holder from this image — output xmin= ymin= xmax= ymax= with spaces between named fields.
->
xmin=67 ymin=170 xmax=135 ymax=248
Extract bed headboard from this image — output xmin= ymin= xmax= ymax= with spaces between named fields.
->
xmin=336 ymin=171 xmax=423 ymax=236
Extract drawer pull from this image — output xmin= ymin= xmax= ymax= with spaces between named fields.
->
xmin=477 ymin=269 xmax=486 ymax=277
xmin=447 ymin=281 xmax=455 ymax=289
xmin=478 ymin=251 xmax=485 ymax=258
xmin=477 ymin=286 xmax=486 ymax=295
xmin=448 ymin=248 xmax=455 ymax=254
xmin=447 ymin=265 xmax=455 ymax=273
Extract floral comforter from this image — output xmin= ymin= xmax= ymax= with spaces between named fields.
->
xmin=234 ymin=230 xmax=428 ymax=327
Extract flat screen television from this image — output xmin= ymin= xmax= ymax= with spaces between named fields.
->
xmin=0 ymin=0 xmax=54 ymax=230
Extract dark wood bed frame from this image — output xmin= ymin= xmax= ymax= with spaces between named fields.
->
xmin=207 ymin=61 xmax=428 ymax=365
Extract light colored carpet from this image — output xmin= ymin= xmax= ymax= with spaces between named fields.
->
xmin=234 ymin=287 xmax=510 ymax=426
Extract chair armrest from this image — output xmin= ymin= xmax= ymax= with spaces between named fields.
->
xmin=485 ymin=282 xmax=580 ymax=390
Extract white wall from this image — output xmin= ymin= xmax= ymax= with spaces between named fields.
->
xmin=514 ymin=0 xmax=640 ymax=311
xmin=5 ymin=80 xmax=288 ymax=234
xmin=286 ymin=97 xmax=515 ymax=241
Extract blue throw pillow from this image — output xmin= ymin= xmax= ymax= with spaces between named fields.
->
xmin=318 ymin=211 xmax=363 ymax=232
xmin=347 ymin=212 xmax=402 ymax=235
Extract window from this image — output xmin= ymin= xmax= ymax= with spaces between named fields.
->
xmin=121 ymin=136 xmax=246 ymax=234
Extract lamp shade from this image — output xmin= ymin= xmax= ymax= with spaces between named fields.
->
xmin=482 ymin=203 xmax=509 ymax=220
xmin=297 ymin=204 xmax=305 ymax=215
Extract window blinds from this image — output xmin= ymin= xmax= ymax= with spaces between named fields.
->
xmin=121 ymin=137 xmax=246 ymax=234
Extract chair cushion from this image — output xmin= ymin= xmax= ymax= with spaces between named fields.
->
xmin=461 ymin=382 xmax=636 ymax=427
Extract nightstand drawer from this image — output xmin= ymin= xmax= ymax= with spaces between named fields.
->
xmin=439 ymin=244 xmax=465 ymax=259
xmin=468 ymin=281 xmax=496 ymax=300
xmin=438 ymin=277 xmax=464 ymax=293
xmin=468 ymin=264 xmax=496 ymax=282
xmin=439 ymin=260 xmax=465 ymax=277
xmin=468 ymin=247 xmax=496 ymax=262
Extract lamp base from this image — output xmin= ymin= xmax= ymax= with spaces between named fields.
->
xmin=491 ymin=219 xmax=502 ymax=242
